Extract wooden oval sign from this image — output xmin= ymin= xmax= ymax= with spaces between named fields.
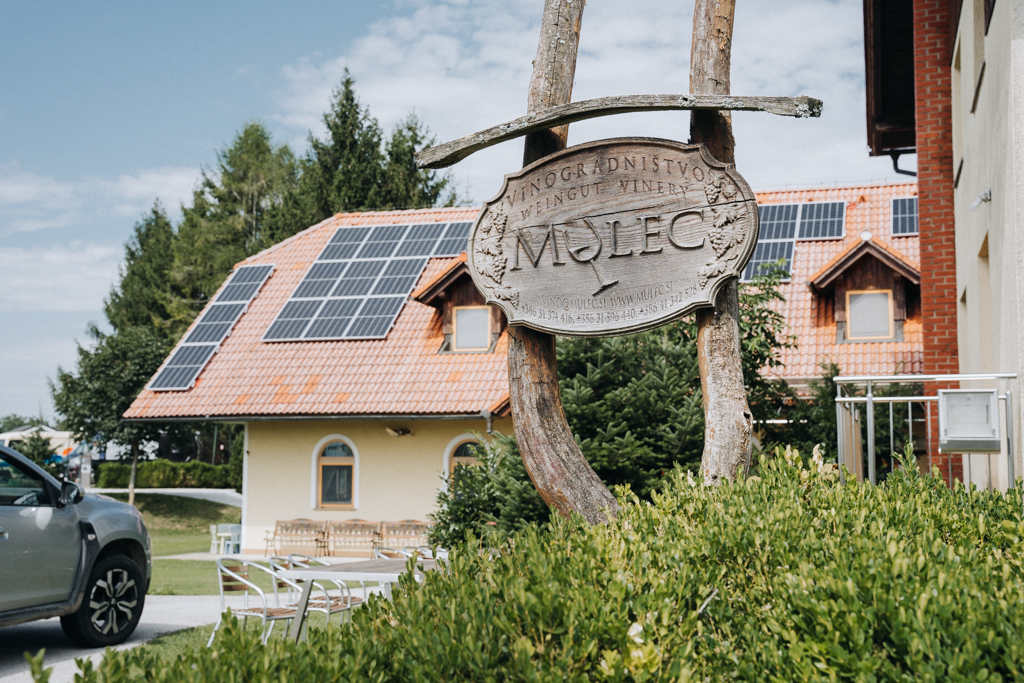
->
xmin=468 ymin=138 xmax=759 ymax=336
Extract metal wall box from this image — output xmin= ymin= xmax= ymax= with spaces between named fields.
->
xmin=938 ymin=389 xmax=1001 ymax=453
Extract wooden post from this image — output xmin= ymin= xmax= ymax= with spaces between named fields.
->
xmin=508 ymin=0 xmax=620 ymax=525
xmin=128 ymin=437 xmax=139 ymax=506
xmin=690 ymin=0 xmax=753 ymax=484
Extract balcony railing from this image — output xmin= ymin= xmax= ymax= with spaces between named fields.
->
xmin=834 ymin=373 xmax=1017 ymax=490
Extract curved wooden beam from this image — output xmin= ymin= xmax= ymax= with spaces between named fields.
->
xmin=416 ymin=93 xmax=822 ymax=169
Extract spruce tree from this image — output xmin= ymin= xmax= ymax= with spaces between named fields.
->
xmin=104 ymin=205 xmax=176 ymax=339
xmin=270 ymin=72 xmax=455 ymax=241
xmin=172 ymin=122 xmax=296 ymax=329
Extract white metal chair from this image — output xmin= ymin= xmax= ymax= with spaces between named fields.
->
xmin=373 ymin=546 xmax=412 ymax=559
xmin=208 ymin=559 xmax=298 ymax=646
xmin=287 ymin=554 xmax=365 ymax=615
xmin=268 ymin=557 xmax=359 ymax=624
xmin=403 ymin=546 xmax=449 ymax=560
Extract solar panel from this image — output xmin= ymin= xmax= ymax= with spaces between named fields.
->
xmin=742 ymin=205 xmax=798 ymax=280
xmin=149 ymin=344 xmax=217 ymax=390
xmin=435 ymin=222 xmax=473 ymax=256
xmin=357 ymin=224 xmax=409 ymax=259
xmin=149 ymin=264 xmax=273 ymax=390
xmin=264 ymin=220 xmax=469 ymax=342
xmin=797 ymin=202 xmax=846 ymax=240
xmin=345 ymin=296 xmax=406 ymax=338
xmin=892 ymin=197 xmax=918 ymax=235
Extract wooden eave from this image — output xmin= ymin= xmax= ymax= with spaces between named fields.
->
xmin=810 ymin=239 xmax=920 ymax=292
xmin=488 ymin=394 xmax=511 ymax=418
xmin=412 ymin=256 xmax=470 ymax=307
xmin=863 ymin=0 xmax=917 ymax=156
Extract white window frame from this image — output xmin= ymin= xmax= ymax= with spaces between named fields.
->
xmin=442 ymin=433 xmax=481 ymax=478
xmin=452 ymin=305 xmax=492 ymax=352
xmin=845 ymin=289 xmax=895 ymax=341
xmin=891 ymin=196 xmax=919 ymax=236
xmin=310 ymin=434 xmax=359 ymax=510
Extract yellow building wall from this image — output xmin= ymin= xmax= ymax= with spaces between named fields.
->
xmin=241 ymin=416 xmax=513 ymax=553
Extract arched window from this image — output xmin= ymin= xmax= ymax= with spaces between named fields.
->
xmin=317 ymin=440 xmax=355 ymax=508
xmin=449 ymin=441 xmax=483 ymax=474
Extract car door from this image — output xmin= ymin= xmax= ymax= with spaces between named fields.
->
xmin=0 ymin=453 xmax=81 ymax=611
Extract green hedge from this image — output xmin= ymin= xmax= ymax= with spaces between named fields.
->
xmin=96 ymin=459 xmax=232 ymax=489
xmin=50 ymin=448 xmax=1024 ymax=681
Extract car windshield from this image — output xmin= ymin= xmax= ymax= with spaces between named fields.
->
xmin=0 ymin=455 xmax=51 ymax=506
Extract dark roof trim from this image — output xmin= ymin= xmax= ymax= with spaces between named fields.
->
xmin=811 ymin=240 xmax=920 ymax=292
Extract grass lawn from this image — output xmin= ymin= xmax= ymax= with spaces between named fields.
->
xmin=105 ymin=492 xmax=239 ymax=556
xmin=150 ymin=559 xmax=276 ymax=595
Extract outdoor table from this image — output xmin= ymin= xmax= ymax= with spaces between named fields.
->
xmin=215 ymin=532 xmax=232 ymax=554
xmin=279 ymin=558 xmax=437 ymax=641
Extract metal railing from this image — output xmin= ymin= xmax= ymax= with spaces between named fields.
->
xmin=834 ymin=373 xmax=1017 ymax=489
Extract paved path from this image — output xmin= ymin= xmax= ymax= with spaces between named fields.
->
xmin=90 ymin=488 xmax=242 ymax=507
xmin=0 ymin=595 xmax=225 ymax=683
xmin=0 ymin=587 xmax=379 ymax=683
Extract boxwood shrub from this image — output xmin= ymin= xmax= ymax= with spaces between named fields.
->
xmin=96 ymin=459 xmax=231 ymax=488
xmin=51 ymin=448 xmax=1024 ymax=681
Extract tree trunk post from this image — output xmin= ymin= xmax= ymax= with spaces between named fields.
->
xmin=690 ymin=0 xmax=753 ymax=484
xmin=128 ymin=437 xmax=139 ymax=506
xmin=508 ymin=0 xmax=620 ymax=525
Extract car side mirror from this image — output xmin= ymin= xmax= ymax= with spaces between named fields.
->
xmin=59 ymin=480 xmax=84 ymax=507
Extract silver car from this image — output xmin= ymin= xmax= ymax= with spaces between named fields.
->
xmin=0 ymin=445 xmax=152 ymax=647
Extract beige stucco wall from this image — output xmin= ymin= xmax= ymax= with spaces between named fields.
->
xmin=951 ymin=0 xmax=1022 ymax=490
xmin=240 ymin=416 xmax=513 ymax=551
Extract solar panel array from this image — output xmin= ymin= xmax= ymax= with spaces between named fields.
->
xmin=741 ymin=202 xmax=848 ymax=281
xmin=892 ymin=197 xmax=918 ymax=235
xmin=263 ymin=221 xmax=473 ymax=342
xmin=150 ymin=264 xmax=274 ymax=391
xmin=742 ymin=204 xmax=798 ymax=280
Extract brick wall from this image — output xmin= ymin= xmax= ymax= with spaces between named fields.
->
xmin=914 ymin=0 xmax=960 ymax=484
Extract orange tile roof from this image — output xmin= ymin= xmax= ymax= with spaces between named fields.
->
xmin=125 ymin=207 xmax=509 ymax=420
xmin=126 ymin=182 xmax=921 ymax=419
xmin=754 ymin=181 xmax=921 ymax=385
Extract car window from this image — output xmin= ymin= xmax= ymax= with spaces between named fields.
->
xmin=0 ymin=454 xmax=52 ymax=506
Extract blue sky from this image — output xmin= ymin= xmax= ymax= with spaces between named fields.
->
xmin=0 ymin=0 xmax=913 ymax=419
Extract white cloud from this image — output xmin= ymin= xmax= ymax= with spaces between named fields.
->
xmin=0 ymin=244 xmax=121 ymax=313
xmin=272 ymin=0 xmax=904 ymax=203
xmin=0 ymin=162 xmax=198 ymax=236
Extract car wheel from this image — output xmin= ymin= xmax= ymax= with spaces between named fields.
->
xmin=61 ymin=554 xmax=146 ymax=647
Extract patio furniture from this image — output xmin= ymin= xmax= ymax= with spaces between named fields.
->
xmin=209 ymin=525 xmax=219 ymax=554
xmin=266 ymin=519 xmax=328 ymax=557
xmin=207 ymin=559 xmax=299 ymax=646
xmin=378 ymin=520 xmax=431 ymax=549
xmin=404 ymin=546 xmax=449 ymax=560
xmin=268 ymin=557 xmax=355 ymax=625
xmin=217 ymin=523 xmax=241 ymax=554
xmin=325 ymin=519 xmax=380 ymax=557
xmin=374 ymin=547 xmax=412 ymax=559
xmin=278 ymin=558 xmax=438 ymax=642
xmin=287 ymin=554 xmax=365 ymax=615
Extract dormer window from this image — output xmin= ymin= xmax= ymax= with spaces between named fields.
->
xmin=412 ymin=255 xmax=506 ymax=354
xmin=846 ymin=290 xmax=894 ymax=340
xmin=453 ymin=306 xmax=492 ymax=351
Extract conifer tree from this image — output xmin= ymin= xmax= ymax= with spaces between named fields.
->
xmin=270 ymin=72 xmax=455 ymax=241
xmin=171 ymin=123 xmax=296 ymax=330
xmin=104 ymin=205 xmax=176 ymax=339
